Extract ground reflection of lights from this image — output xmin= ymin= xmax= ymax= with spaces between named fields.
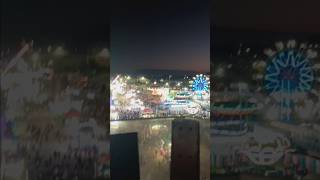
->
xmin=110 ymin=121 xmax=122 ymax=130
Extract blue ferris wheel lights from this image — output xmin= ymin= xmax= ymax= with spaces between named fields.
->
xmin=264 ymin=49 xmax=315 ymax=122
xmin=192 ymin=74 xmax=209 ymax=93
xmin=264 ymin=50 xmax=314 ymax=94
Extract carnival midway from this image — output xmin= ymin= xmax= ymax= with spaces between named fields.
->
xmin=0 ymin=41 xmax=110 ymax=180
xmin=110 ymin=73 xmax=211 ymax=180
xmin=212 ymin=40 xmax=320 ymax=179
xmin=110 ymin=73 xmax=210 ymax=121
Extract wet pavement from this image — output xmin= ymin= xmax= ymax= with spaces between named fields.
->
xmin=110 ymin=117 xmax=210 ymax=180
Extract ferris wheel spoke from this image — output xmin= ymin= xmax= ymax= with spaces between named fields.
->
xmin=300 ymin=73 xmax=314 ymax=83
xmin=265 ymin=76 xmax=279 ymax=84
xmin=296 ymin=59 xmax=308 ymax=68
xmin=278 ymin=53 xmax=288 ymax=67
xmin=300 ymin=81 xmax=312 ymax=90
xmin=288 ymin=50 xmax=296 ymax=63
xmin=271 ymin=60 xmax=281 ymax=73
xmin=299 ymin=67 xmax=312 ymax=74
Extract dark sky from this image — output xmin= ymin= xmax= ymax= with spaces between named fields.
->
xmin=212 ymin=0 xmax=320 ymax=56
xmin=212 ymin=0 xmax=320 ymax=32
xmin=5 ymin=0 xmax=319 ymax=73
xmin=1 ymin=0 xmax=110 ymax=51
xmin=213 ymin=30 xmax=320 ymax=57
xmin=110 ymin=0 xmax=210 ymax=74
xmin=211 ymin=0 xmax=320 ymax=83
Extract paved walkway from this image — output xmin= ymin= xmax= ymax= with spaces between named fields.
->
xmin=110 ymin=118 xmax=210 ymax=180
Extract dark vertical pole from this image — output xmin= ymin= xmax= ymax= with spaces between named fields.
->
xmin=110 ymin=133 xmax=140 ymax=180
xmin=170 ymin=119 xmax=200 ymax=180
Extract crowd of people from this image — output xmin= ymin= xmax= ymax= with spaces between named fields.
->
xmin=1 ymin=42 xmax=110 ymax=180
xmin=115 ymin=109 xmax=210 ymax=121
xmin=27 ymin=150 xmax=105 ymax=180
xmin=116 ymin=109 xmax=141 ymax=120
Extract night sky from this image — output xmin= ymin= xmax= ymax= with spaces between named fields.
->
xmin=212 ymin=0 xmax=320 ymax=56
xmin=4 ymin=0 xmax=320 ymax=73
xmin=1 ymin=0 xmax=110 ymax=51
xmin=110 ymin=0 xmax=210 ymax=74
xmin=212 ymin=0 xmax=320 ymax=32
xmin=211 ymin=0 xmax=320 ymax=83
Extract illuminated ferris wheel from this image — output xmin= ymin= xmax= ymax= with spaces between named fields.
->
xmin=190 ymin=74 xmax=209 ymax=96
xmin=264 ymin=50 xmax=314 ymax=94
xmin=253 ymin=40 xmax=318 ymax=122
